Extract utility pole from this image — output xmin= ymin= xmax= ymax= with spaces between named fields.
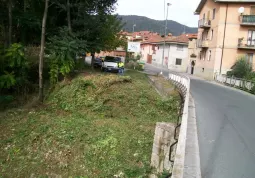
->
xmin=160 ymin=3 xmax=171 ymax=75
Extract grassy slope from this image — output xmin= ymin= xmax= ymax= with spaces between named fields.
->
xmin=0 ymin=71 xmax=180 ymax=177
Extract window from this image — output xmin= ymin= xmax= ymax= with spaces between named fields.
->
xmin=213 ymin=8 xmax=216 ymax=20
xmin=211 ymin=30 xmax=214 ymax=40
xmin=177 ymin=45 xmax=183 ymax=51
xmin=203 ymin=13 xmax=205 ymax=20
xmin=176 ymin=58 xmax=182 ymax=65
xmin=251 ymin=6 xmax=255 ymax=15
xmin=202 ymin=31 xmax=208 ymax=40
xmin=207 ymin=11 xmax=211 ymax=20
xmin=247 ymin=30 xmax=255 ymax=46
xmin=246 ymin=53 xmax=253 ymax=65
xmin=208 ymin=50 xmax=211 ymax=61
xmin=200 ymin=51 xmax=206 ymax=60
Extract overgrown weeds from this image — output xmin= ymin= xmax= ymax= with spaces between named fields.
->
xmin=0 ymin=70 xmax=180 ymax=177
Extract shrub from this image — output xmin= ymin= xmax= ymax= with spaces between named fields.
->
xmin=0 ymin=43 xmax=28 ymax=90
xmin=230 ymin=57 xmax=252 ymax=78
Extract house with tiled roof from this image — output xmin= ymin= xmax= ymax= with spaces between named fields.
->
xmin=141 ymin=34 xmax=196 ymax=72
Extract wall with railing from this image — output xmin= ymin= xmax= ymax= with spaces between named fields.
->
xmin=241 ymin=15 xmax=255 ymax=24
xmin=169 ymin=72 xmax=201 ymax=178
xmin=215 ymin=74 xmax=255 ymax=91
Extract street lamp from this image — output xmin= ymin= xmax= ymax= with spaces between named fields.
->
xmin=160 ymin=2 xmax=171 ymax=75
xmin=133 ymin=24 xmax=136 ymax=33
xmin=132 ymin=24 xmax=136 ymax=42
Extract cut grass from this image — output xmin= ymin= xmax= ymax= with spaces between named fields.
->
xmin=0 ymin=70 xmax=180 ymax=177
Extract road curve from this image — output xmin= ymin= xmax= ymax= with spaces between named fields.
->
xmin=190 ymin=78 xmax=255 ymax=178
xmin=144 ymin=64 xmax=255 ymax=178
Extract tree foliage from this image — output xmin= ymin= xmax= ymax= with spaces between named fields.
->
xmin=227 ymin=57 xmax=252 ymax=78
xmin=0 ymin=0 xmax=122 ymax=103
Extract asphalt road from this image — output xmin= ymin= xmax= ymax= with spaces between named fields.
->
xmin=145 ymin=64 xmax=255 ymax=178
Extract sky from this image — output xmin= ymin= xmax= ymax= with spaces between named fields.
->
xmin=115 ymin=0 xmax=201 ymax=27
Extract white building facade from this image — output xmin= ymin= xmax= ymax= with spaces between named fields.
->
xmin=141 ymin=41 xmax=189 ymax=72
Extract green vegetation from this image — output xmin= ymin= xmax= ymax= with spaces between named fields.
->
xmin=227 ymin=57 xmax=253 ymax=78
xmin=0 ymin=0 xmax=125 ymax=104
xmin=0 ymin=71 xmax=180 ymax=177
xmin=125 ymin=56 xmax=145 ymax=71
xmin=227 ymin=57 xmax=255 ymax=94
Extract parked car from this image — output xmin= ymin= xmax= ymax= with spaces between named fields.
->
xmin=94 ymin=57 xmax=102 ymax=68
xmin=101 ymin=56 xmax=122 ymax=73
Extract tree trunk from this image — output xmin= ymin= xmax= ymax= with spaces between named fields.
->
xmin=38 ymin=0 xmax=49 ymax=102
xmin=8 ymin=0 xmax=12 ymax=46
xmin=22 ymin=0 xmax=27 ymax=45
xmin=24 ymin=0 xmax=27 ymax=12
xmin=67 ymin=0 xmax=72 ymax=34
xmin=91 ymin=52 xmax=95 ymax=70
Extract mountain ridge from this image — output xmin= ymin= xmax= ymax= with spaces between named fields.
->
xmin=118 ymin=15 xmax=198 ymax=36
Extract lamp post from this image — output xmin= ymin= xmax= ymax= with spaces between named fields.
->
xmin=133 ymin=24 xmax=136 ymax=33
xmin=160 ymin=2 xmax=171 ymax=75
xmin=132 ymin=24 xmax=136 ymax=41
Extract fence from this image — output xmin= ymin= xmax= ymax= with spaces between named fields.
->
xmin=215 ymin=74 xmax=255 ymax=91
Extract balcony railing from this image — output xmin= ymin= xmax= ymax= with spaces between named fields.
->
xmin=238 ymin=38 xmax=255 ymax=49
xmin=198 ymin=19 xmax=211 ymax=28
xmin=197 ymin=39 xmax=209 ymax=48
xmin=241 ymin=15 xmax=255 ymax=25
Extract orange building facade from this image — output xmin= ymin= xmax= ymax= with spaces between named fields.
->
xmin=195 ymin=0 xmax=255 ymax=79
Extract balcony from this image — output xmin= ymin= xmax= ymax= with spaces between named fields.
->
xmin=238 ymin=38 xmax=255 ymax=50
xmin=198 ymin=19 xmax=211 ymax=29
xmin=240 ymin=15 xmax=255 ymax=26
xmin=197 ymin=39 xmax=209 ymax=48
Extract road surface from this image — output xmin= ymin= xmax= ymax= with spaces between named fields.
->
xmin=145 ymin=64 xmax=255 ymax=178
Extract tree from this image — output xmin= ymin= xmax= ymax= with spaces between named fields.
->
xmin=84 ymin=15 xmax=124 ymax=69
xmin=47 ymin=27 xmax=87 ymax=84
xmin=0 ymin=0 xmax=121 ymax=102
xmin=39 ymin=0 xmax=49 ymax=102
xmin=8 ymin=0 xmax=12 ymax=46
xmin=67 ymin=0 xmax=72 ymax=33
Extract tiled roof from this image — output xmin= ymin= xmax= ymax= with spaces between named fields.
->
xmin=141 ymin=35 xmax=164 ymax=44
xmin=142 ymin=33 xmax=197 ymax=44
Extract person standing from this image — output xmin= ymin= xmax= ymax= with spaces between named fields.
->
xmin=118 ymin=61 xmax=124 ymax=75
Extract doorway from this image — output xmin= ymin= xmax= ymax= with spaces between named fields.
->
xmin=147 ymin=54 xmax=152 ymax=64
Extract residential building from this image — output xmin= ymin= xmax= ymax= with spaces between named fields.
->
xmin=140 ymin=36 xmax=164 ymax=64
xmin=141 ymin=34 xmax=195 ymax=72
xmin=187 ymin=34 xmax=199 ymax=74
xmin=195 ymin=0 xmax=255 ymax=79
xmin=96 ymin=31 xmax=162 ymax=58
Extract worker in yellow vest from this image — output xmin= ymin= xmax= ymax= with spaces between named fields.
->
xmin=118 ymin=61 xmax=124 ymax=75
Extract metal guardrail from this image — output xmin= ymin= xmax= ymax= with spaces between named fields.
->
xmin=215 ymin=74 xmax=255 ymax=91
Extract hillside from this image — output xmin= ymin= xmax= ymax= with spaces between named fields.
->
xmin=119 ymin=15 xmax=198 ymax=36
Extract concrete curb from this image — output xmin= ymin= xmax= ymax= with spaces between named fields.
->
xmin=183 ymin=95 xmax=201 ymax=178
xmin=169 ymin=73 xmax=201 ymax=178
